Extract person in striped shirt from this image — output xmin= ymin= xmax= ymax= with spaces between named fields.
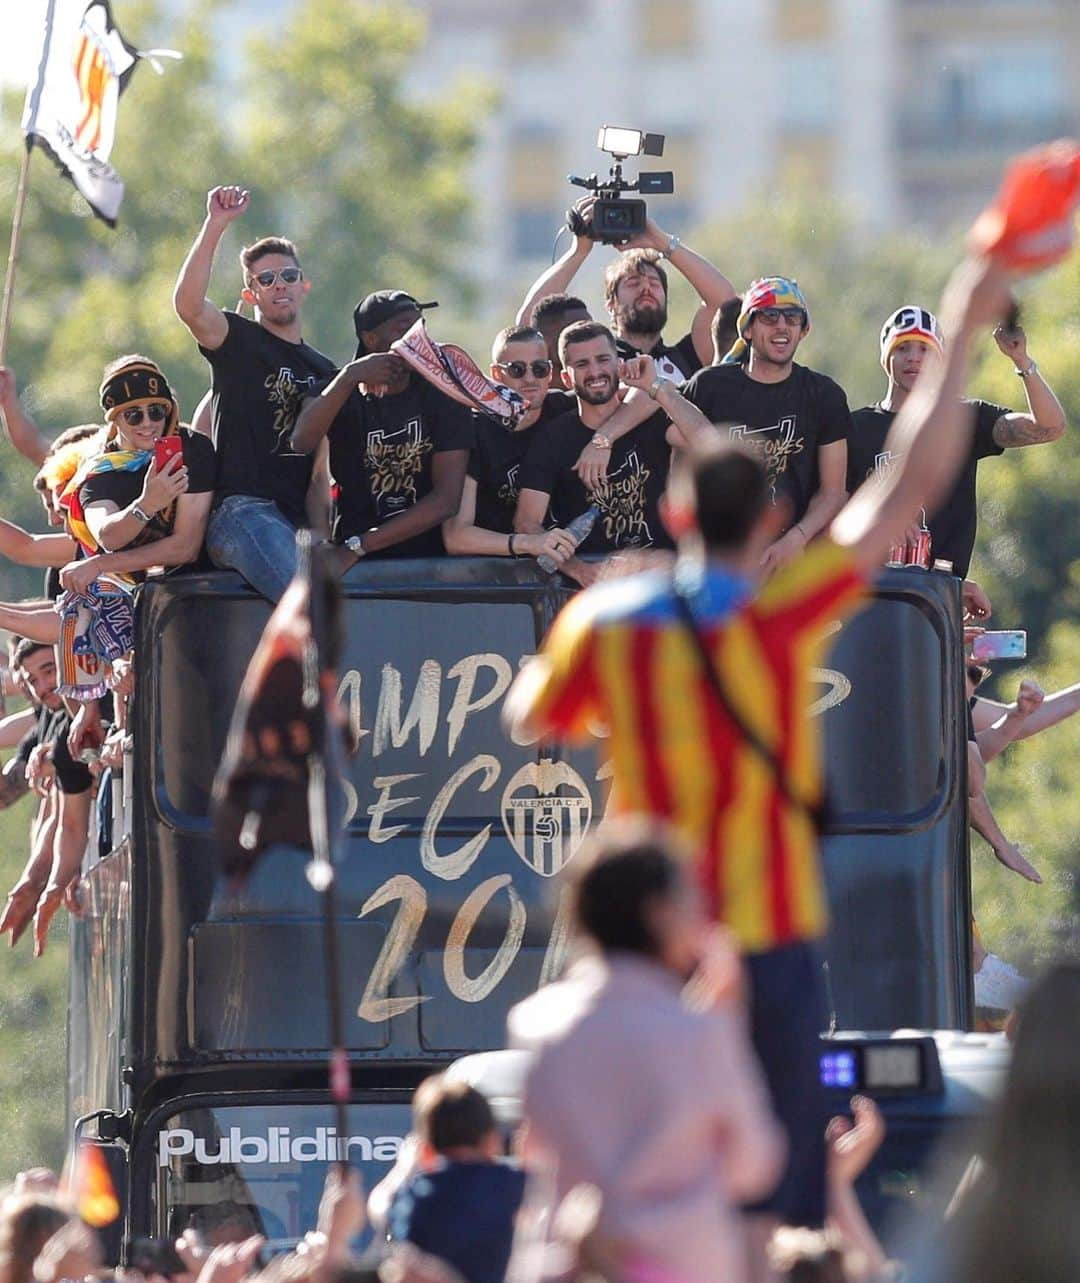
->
xmin=505 ymin=255 xmax=1014 ymax=1237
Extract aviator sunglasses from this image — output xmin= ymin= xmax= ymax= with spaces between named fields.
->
xmin=249 ymin=267 xmax=304 ymax=288
xmin=496 ymin=359 xmax=553 ymax=379
xmin=120 ymin=404 xmax=169 ymax=426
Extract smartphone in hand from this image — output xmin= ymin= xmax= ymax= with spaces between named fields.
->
xmin=971 ymin=630 xmax=1026 ymax=662
xmin=154 ymin=436 xmax=183 ymax=472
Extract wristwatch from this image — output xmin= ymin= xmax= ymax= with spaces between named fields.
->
xmin=659 ymin=233 xmax=681 ymax=259
xmin=345 ymin=534 xmax=367 ymax=560
xmin=590 ymin=433 xmax=613 ymax=450
xmin=131 ymin=504 xmax=151 ymax=524
xmin=647 ymin=377 xmax=672 ymax=400
xmin=1016 ymin=359 xmax=1038 ymax=378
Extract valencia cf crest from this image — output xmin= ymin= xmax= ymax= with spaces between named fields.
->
xmin=500 ymin=759 xmax=592 ymax=877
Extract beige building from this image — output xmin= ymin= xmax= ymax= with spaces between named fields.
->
xmin=411 ymin=0 xmax=1079 ymax=308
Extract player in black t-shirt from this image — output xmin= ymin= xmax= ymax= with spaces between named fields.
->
xmin=443 ymin=325 xmax=577 ymax=566
xmin=848 ymin=305 xmax=1066 ymax=578
xmin=516 ymin=202 xmax=734 ymax=382
xmin=292 ymin=291 xmax=474 ymax=566
xmin=516 ymin=322 xmax=674 ymax=587
xmin=673 ymin=277 xmax=850 ymax=576
xmin=174 ymin=185 xmax=337 ymax=600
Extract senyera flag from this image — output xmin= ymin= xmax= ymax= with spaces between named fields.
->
xmin=21 ymin=0 xmax=141 ymax=225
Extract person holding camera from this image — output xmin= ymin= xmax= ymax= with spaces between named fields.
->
xmin=516 ymin=195 xmax=734 ymax=383
xmin=848 ymin=306 xmax=1066 ymax=577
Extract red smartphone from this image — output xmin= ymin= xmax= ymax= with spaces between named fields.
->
xmin=154 ymin=436 xmax=183 ymax=472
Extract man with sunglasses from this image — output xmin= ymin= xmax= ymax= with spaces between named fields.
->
xmin=847 ymin=305 xmax=1066 ymax=577
xmin=443 ymin=326 xmax=577 ymax=564
xmin=291 ymin=290 xmax=474 ymax=565
xmin=675 ymin=277 xmax=851 ymax=577
xmin=174 ymin=185 xmax=337 ymax=600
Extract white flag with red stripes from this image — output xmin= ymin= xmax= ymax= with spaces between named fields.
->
xmin=21 ymin=0 xmax=140 ymax=225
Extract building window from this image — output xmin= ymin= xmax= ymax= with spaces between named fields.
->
xmin=637 ymin=0 xmax=696 ymax=54
xmin=779 ymin=45 xmax=836 ymax=131
xmin=512 ymin=207 xmax=561 ymax=259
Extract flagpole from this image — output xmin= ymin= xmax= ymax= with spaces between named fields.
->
xmin=299 ymin=531 xmax=351 ymax=1160
xmin=0 ymin=140 xmax=33 ymax=368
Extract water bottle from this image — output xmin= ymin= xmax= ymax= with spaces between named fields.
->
xmin=537 ymin=505 xmax=600 ymax=574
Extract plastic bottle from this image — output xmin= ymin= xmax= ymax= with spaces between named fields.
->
xmin=538 ymin=505 xmax=600 ymax=575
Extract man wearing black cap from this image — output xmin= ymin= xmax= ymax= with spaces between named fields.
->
xmin=291 ymin=291 xmax=474 ymax=566
xmin=173 ymin=184 xmax=337 ymax=600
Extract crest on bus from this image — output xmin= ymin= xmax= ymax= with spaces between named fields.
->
xmin=500 ymin=758 xmax=592 ymax=878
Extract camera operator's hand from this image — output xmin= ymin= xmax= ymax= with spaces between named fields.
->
xmin=565 ymin=195 xmax=598 ymax=250
xmin=616 ymin=215 xmax=668 ymax=253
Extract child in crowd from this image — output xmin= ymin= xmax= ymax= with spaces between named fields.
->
xmin=388 ymin=1075 xmax=525 ymax=1283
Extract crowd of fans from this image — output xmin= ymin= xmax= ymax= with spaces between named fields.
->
xmin=0 ymin=172 xmax=1075 ymax=1280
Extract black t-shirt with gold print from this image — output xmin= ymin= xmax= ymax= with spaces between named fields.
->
xmin=517 ymin=409 xmax=674 ymax=555
xmin=200 ymin=312 xmax=337 ymax=527
xmin=680 ymin=362 xmax=851 ymax=523
xmin=326 ymin=375 xmax=475 ymax=557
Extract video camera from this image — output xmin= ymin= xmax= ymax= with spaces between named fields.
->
xmin=567 ymin=126 xmax=675 ymax=245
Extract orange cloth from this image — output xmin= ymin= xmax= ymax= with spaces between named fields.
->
xmin=969 ymin=139 xmax=1080 ymax=274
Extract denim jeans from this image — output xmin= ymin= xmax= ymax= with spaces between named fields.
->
xmin=206 ymin=495 xmax=299 ymax=603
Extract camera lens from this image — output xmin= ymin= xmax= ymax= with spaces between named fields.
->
xmin=606 ymin=208 xmax=631 ymax=227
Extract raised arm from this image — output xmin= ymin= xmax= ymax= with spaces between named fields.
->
xmin=0 ymin=368 xmax=51 ymax=466
xmin=832 ymin=258 xmax=1013 ymax=575
xmin=516 ymin=198 xmax=595 ymax=325
xmin=989 ymin=323 xmax=1066 ymax=447
xmin=974 ymin=679 xmax=1080 ymax=760
xmin=0 ymin=519 xmax=75 ymax=568
xmin=173 ymin=186 xmax=250 ymax=351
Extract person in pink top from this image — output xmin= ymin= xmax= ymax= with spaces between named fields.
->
xmin=508 ymin=821 xmax=785 ymax=1283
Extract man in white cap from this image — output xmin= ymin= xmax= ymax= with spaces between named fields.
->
xmin=848 ymin=305 xmax=1066 ymax=577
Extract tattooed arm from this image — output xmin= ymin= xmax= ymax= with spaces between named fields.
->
xmin=990 ymin=324 xmax=1065 ymax=447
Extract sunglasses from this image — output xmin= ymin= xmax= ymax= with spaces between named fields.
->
xmin=966 ymin=663 xmax=989 ymax=688
xmin=756 ymin=306 xmax=807 ymax=326
xmin=249 ymin=267 xmax=304 ymax=288
xmin=496 ymin=359 xmax=553 ymax=379
xmin=120 ymin=404 xmax=169 ymax=426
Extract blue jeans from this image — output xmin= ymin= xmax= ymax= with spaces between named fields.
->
xmin=206 ymin=495 xmax=298 ymax=603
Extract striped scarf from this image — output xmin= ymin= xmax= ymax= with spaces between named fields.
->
xmin=59 ymin=448 xmax=152 ymax=560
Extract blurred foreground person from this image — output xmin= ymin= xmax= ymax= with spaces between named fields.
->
xmin=508 ymin=822 xmax=785 ymax=1283
xmin=507 ymin=254 xmax=1015 ymax=1244
xmin=917 ymin=964 xmax=1080 ymax=1282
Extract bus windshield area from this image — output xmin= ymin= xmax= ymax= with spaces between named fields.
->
xmin=152 ymin=1102 xmax=412 ymax=1251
